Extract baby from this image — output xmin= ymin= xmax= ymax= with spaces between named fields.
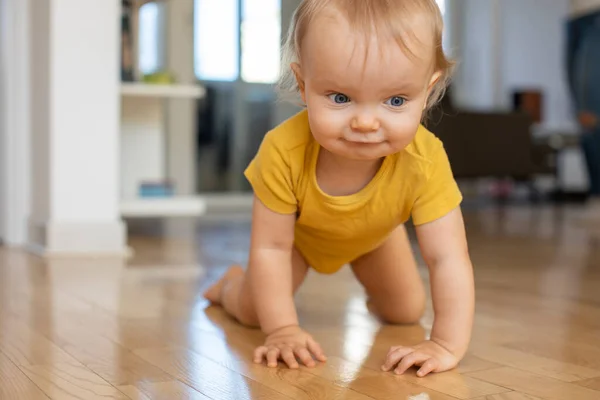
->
xmin=205 ymin=0 xmax=474 ymax=377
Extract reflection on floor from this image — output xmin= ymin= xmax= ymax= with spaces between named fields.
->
xmin=0 ymin=203 xmax=599 ymax=399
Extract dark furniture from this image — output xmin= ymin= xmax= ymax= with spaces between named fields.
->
xmin=425 ymin=91 xmax=556 ymax=183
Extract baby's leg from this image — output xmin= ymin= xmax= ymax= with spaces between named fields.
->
xmin=204 ymin=247 xmax=309 ymax=327
xmin=350 ymin=224 xmax=426 ymax=324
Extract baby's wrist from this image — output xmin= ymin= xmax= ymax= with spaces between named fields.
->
xmin=430 ymin=335 xmax=467 ymax=358
xmin=264 ymin=323 xmax=300 ymax=336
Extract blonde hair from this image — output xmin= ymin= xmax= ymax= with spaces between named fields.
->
xmin=278 ymin=0 xmax=453 ymax=113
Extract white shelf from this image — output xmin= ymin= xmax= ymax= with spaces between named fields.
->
xmin=120 ymin=196 xmax=207 ymax=218
xmin=120 ymin=83 xmax=206 ymax=99
xmin=202 ymin=193 xmax=253 ymax=212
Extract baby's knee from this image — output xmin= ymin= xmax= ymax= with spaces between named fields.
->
xmin=381 ymin=306 xmax=425 ymax=325
xmin=237 ymin=314 xmax=260 ymax=328
xmin=369 ymin=295 xmax=426 ymax=325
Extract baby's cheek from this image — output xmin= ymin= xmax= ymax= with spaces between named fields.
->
xmin=308 ymin=108 xmax=345 ymax=137
xmin=386 ymin=112 xmax=422 ymax=144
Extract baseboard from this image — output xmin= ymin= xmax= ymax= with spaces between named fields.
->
xmin=26 ymin=218 xmax=131 ymax=258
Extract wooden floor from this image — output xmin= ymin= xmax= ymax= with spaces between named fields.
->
xmin=1 ymin=204 xmax=600 ymax=399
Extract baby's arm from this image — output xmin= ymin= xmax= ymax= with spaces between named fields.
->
xmin=417 ymin=207 xmax=474 ymax=359
xmin=382 ymin=207 xmax=474 ymax=376
xmin=248 ymin=195 xmax=299 ymax=333
xmin=249 ymin=196 xmax=326 ymax=368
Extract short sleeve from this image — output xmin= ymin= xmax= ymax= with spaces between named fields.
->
xmin=411 ymin=144 xmax=462 ymax=225
xmin=244 ymin=132 xmax=298 ymax=214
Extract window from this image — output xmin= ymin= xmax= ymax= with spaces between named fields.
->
xmin=193 ymin=0 xmax=281 ymax=83
xmin=240 ymin=0 xmax=281 ymax=83
xmin=138 ymin=2 xmax=162 ymax=75
xmin=144 ymin=1 xmax=441 ymax=83
xmin=194 ymin=0 xmax=239 ymax=82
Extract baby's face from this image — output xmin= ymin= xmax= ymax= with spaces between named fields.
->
xmin=294 ymin=9 xmax=438 ymax=161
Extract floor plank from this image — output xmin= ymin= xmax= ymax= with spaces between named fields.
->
xmin=0 ymin=352 xmax=50 ymax=400
xmin=502 ymin=339 xmax=600 ymax=371
xmin=468 ymin=343 xmax=600 ymax=382
xmin=319 ymin=356 xmax=506 ymax=400
xmin=467 ymin=367 xmax=600 ymax=400
xmin=135 ymin=345 xmax=376 ymax=400
xmin=19 ymin=362 xmax=130 ymax=400
xmin=470 ymin=393 xmax=544 ymax=400
xmin=134 ymin=347 xmax=293 ymax=400
xmin=0 ymin=317 xmax=81 ymax=367
xmin=117 ymin=381 xmax=210 ymax=400
xmin=574 ymin=376 xmax=600 ymax=391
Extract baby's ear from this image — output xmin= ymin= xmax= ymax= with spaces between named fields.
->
xmin=428 ymin=70 xmax=442 ymax=92
xmin=423 ymin=71 xmax=443 ymax=110
xmin=291 ymin=62 xmax=306 ymax=103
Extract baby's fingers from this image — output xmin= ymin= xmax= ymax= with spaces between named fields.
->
xmin=294 ymin=347 xmax=316 ymax=368
xmin=307 ymin=338 xmax=327 ymax=362
xmin=395 ymin=352 xmax=430 ymax=375
xmin=382 ymin=347 xmax=414 ymax=372
xmin=281 ymin=347 xmax=299 ymax=369
xmin=253 ymin=346 xmax=268 ymax=364
xmin=417 ymin=358 xmax=439 ymax=377
xmin=266 ymin=348 xmax=280 ymax=368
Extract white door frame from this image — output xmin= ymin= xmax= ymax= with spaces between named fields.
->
xmin=0 ymin=0 xmax=31 ymax=246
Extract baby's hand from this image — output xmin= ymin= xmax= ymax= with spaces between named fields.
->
xmin=253 ymin=325 xmax=327 ymax=369
xmin=381 ymin=340 xmax=459 ymax=377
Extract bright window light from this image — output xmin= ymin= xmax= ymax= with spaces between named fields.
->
xmin=138 ymin=2 xmax=161 ymax=75
xmin=194 ymin=0 xmax=239 ymax=81
xmin=240 ymin=0 xmax=281 ymax=83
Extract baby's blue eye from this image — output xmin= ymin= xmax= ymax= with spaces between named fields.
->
xmin=386 ymin=96 xmax=406 ymax=107
xmin=329 ymin=93 xmax=350 ymax=104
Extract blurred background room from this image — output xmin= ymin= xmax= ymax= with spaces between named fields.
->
xmin=1 ymin=0 xmax=598 ymax=248
xmin=0 ymin=1 xmax=599 ymax=399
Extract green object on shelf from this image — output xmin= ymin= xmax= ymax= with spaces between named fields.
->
xmin=142 ymin=71 xmax=175 ymax=84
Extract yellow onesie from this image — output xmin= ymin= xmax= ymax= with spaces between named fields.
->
xmin=244 ymin=110 xmax=462 ymax=274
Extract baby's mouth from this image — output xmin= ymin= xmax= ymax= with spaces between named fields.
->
xmin=343 ymin=132 xmax=385 ymax=144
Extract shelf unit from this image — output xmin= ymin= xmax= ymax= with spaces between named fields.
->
xmin=120 ymin=195 xmax=207 ymax=218
xmin=120 ymin=82 xmax=206 ymax=98
xmin=119 ymin=82 xmax=208 ymax=218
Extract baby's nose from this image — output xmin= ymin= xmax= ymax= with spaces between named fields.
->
xmin=351 ymin=115 xmax=380 ymax=132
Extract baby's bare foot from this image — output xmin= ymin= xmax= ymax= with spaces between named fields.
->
xmin=203 ymin=265 xmax=245 ymax=304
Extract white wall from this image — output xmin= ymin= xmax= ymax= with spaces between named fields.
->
xmin=121 ymin=98 xmax=166 ymax=199
xmin=29 ymin=0 xmax=51 ymax=228
xmin=452 ymin=0 xmax=502 ymax=110
xmin=0 ymin=0 xmax=8 ymax=242
xmin=50 ymin=0 xmax=121 ymax=222
xmin=27 ymin=0 xmax=126 ymax=255
xmin=165 ymin=0 xmax=197 ymax=195
xmin=499 ymin=0 xmax=577 ymax=133
xmin=0 ymin=0 xmax=31 ymax=245
xmin=453 ymin=0 xmax=577 ymax=132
